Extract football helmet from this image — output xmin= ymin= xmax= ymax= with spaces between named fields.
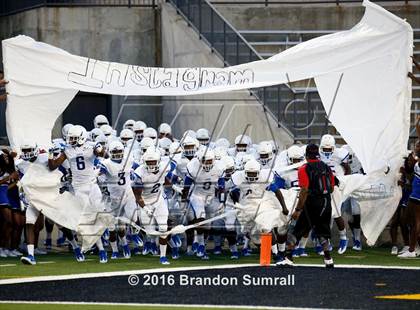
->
xmin=94 ymin=114 xmax=109 ymax=129
xmin=100 ymin=124 xmax=113 ymax=137
xmin=20 ymin=142 xmax=39 ymax=161
xmin=108 ymin=140 xmax=125 ymax=162
xmin=197 ymin=149 xmax=215 ymax=172
xmin=67 ymin=125 xmax=87 ymax=146
xmin=140 ymin=137 xmax=155 ymax=155
xmin=144 ymin=127 xmax=157 ymax=140
xmin=158 ymin=123 xmax=172 ymax=137
xmin=159 ymin=137 xmax=172 ymax=156
xmin=181 ymin=136 xmax=199 ymax=157
xmin=287 ymin=145 xmax=305 ymax=164
xmin=213 ymin=146 xmax=228 ymax=160
xmin=320 ymin=134 xmax=335 ymax=159
xmin=221 ymin=156 xmax=235 ymax=179
xmin=62 ymin=123 xmax=74 ymax=141
xmin=169 ymin=141 xmax=182 ymax=155
xmin=133 ymin=121 xmax=147 ymax=142
xmin=215 ymin=138 xmax=230 ymax=150
xmin=244 ymin=159 xmax=260 ymax=182
xmin=235 ymin=135 xmax=252 ymax=153
xmin=123 ymin=119 xmax=135 ymax=131
xmin=143 ymin=147 xmax=161 ymax=173
xmin=119 ymin=128 xmax=134 ymax=146
xmin=258 ymin=141 xmax=273 ymax=166
xmin=90 ymin=128 xmax=103 ymax=142
xmin=196 ymin=128 xmax=210 ymax=146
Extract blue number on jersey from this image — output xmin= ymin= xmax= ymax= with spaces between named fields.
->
xmin=76 ymin=156 xmax=85 ymax=170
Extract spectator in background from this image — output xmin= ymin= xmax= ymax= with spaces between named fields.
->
xmin=0 ymin=70 xmax=8 ymax=101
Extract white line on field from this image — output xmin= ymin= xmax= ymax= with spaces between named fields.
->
xmin=0 ymin=300 xmax=343 ymax=310
xmin=0 ymin=264 xmax=17 ymax=267
xmin=0 ymin=263 xmax=419 ymax=285
xmin=38 ymin=261 xmax=55 ymax=265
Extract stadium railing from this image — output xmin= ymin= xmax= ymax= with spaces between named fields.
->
xmin=0 ymin=1 xmax=161 ymax=17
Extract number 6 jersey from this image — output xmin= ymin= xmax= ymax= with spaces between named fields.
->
xmin=64 ymin=142 xmax=99 ymax=187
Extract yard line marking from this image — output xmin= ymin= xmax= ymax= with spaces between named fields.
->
xmin=0 ymin=300 xmax=344 ymax=310
xmin=0 ymin=264 xmax=17 ymax=267
xmin=0 ymin=263 xmax=419 ymax=285
xmin=375 ymin=293 xmax=420 ymax=300
xmin=38 ymin=261 xmax=55 ymax=264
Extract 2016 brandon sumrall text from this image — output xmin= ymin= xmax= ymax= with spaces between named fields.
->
xmin=138 ymin=274 xmax=295 ymax=287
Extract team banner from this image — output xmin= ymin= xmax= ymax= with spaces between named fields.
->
xmin=1 ymin=0 xmax=413 ymax=245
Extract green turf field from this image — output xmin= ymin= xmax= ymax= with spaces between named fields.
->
xmin=0 ymin=247 xmax=419 ymax=280
xmin=0 ymin=304 xmax=255 ymax=310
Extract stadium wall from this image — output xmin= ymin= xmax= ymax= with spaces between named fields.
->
xmin=213 ymin=2 xmax=420 ymax=30
xmin=160 ymin=3 xmax=294 ymax=148
xmin=0 ymin=6 xmax=158 ymax=137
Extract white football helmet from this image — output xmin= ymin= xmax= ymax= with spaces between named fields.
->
xmin=169 ymin=141 xmax=182 ymax=155
xmin=287 ymin=145 xmax=305 ymax=164
xmin=20 ymin=142 xmax=39 ymax=161
xmin=119 ymin=128 xmax=134 ymax=146
xmin=240 ymin=153 xmax=255 ymax=169
xmin=100 ymin=124 xmax=113 ymax=137
xmin=258 ymin=141 xmax=273 ymax=166
xmin=158 ymin=123 xmax=172 ymax=137
xmin=213 ymin=146 xmax=228 ymax=160
xmin=182 ymin=129 xmax=196 ymax=140
xmin=62 ymin=123 xmax=74 ymax=140
xmin=144 ymin=127 xmax=158 ymax=140
xmin=181 ymin=136 xmax=199 ymax=157
xmin=197 ymin=149 xmax=215 ymax=172
xmin=235 ymin=135 xmax=252 ymax=153
xmin=159 ymin=137 xmax=172 ymax=156
xmin=244 ymin=159 xmax=260 ymax=182
xmin=123 ymin=119 xmax=135 ymax=131
xmin=133 ymin=121 xmax=147 ymax=142
xmin=108 ymin=140 xmax=125 ymax=161
xmin=95 ymin=133 xmax=108 ymax=150
xmin=221 ymin=156 xmax=235 ymax=179
xmin=67 ymin=125 xmax=87 ymax=146
xmin=90 ymin=128 xmax=103 ymax=142
xmin=140 ymin=137 xmax=155 ymax=155
xmin=320 ymin=134 xmax=336 ymax=159
xmin=94 ymin=114 xmax=109 ymax=129
xmin=143 ymin=147 xmax=161 ymax=173
xmin=215 ymin=138 xmax=230 ymax=150
xmin=196 ymin=128 xmax=210 ymax=146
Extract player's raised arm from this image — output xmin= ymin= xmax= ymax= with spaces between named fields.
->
xmin=131 ymin=172 xmax=145 ymax=208
xmin=48 ymin=149 xmax=66 ymax=171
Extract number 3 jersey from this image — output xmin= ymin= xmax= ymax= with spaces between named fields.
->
xmin=64 ymin=142 xmax=98 ymax=187
xmin=185 ymin=158 xmax=224 ymax=199
xmin=97 ymin=157 xmax=134 ymax=201
xmin=132 ymin=162 xmax=171 ymax=205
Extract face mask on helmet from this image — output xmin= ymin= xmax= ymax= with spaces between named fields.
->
xmin=236 ymin=143 xmax=248 ymax=153
xmin=110 ymin=148 xmax=124 ymax=162
xmin=245 ymin=170 xmax=259 ymax=182
xmin=259 ymin=152 xmax=272 ymax=165
xmin=320 ymin=146 xmax=334 ymax=159
xmin=201 ymin=158 xmax=214 ymax=172
xmin=182 ymin=144 xmax=197 ymax=157
xmin=21 ymin=146 xmax=38 ymax=161
xmin=145 ymin=159 xmax=159 ymax=173
xmin=134 ymin=130 xmax=144 ymax=142
xmin=67 ymin=135 xmax=79 ymax=146
xmin=225 ymin=166 xmax=235 ymax=179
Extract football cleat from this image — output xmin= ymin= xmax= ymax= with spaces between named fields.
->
xmin=131 ymin=234 xmax=144 ymax=248
xmin=21 ymin=255 xmax=36 ymax=265
xmin=160 ymin=256 xmax=170 ymax=265
xmin=278 ymin=256 xmax=294 ymax=267
xmin=171 ymin=247 xmax=180 ymax=260
xmin=186 ymin=248 xmax=195 ymax=256
xmin=201 ymin=252 xmax=210 ymax=260
xmin=274 ymin=253 xmax=284 ymax=265
xmin=241 ymin=247 xmax=251 ymax=257
xmin=230 ymin=252 xmax=239 ymax=259
xmin=44 ymin=238 xmax=52 ymax=250
xmin=34 ymin=248 xmax=47 ymax=255
xmin=397 ymin=250 xmax=416 ymax=259
xmin=5 ymin=249 xmax=17 ymax=258
xmin=74 ymin=247 xmax=85 ymax=262
xmin=111 ymin=252 xmax=119 ymax=259
xmin=213 ymin=245 xmax=222 ymax=255
xmin=328 ymin=243 xmax=333 ymax=252
xmin=337 ymin=239 xmax=348 ymax=255
xmin=132 ymin=247 xmax=141 ymax=255
xmin=150 ymin=243 xmax=159 ymax=256
xmin=298 ymin=248 xmax=308 ymax=257
xmin=142 ymin=242 xmax=151 ymax=255
xmin=324 ymin=258 xmax=334 ymax=268
xmin=192 ymin=242 xmax=199 ymax=253
xmin=398 ymin=246 xmax=409 ymax=255
xmin=99 ymin=250 xmax=108 ymax=263
xmin=292 ymin=248 xmax=300 ymax=258
xmin=196 ymin=244 xmax=205 ymax=258
xmin=122 ymin=245 xmax=131 ymax=259
xmin=315 ymin=245 xmax=324 ymax=256
xmin=10 ymin=249 xmax=23 ymax=256
xmin=352 ymin=240 xmax=362 ymax=251
xmin=391 ymin=246 xmax=398 ymax=255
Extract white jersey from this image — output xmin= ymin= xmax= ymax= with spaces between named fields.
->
xmin=98 ymin=157 xmax=134 ymax=200
xmin=186 ymin=158 xmax=224 ymax=198
xmin=320 ymin=147 xmax=349 ymax=177
xmin=173 ymin=153 xmax=193 ymax=180
xmin=64 ymin=142 xmax=98 ymax=186
xmin=16 ymin=153 xmax=49 ymax=175
xmin=230 ymin=168 xmax=274 ymax=206
xmin=132 ymin=162 xmax=171 ymax=205
xmin=274 ymin=165 xmax=299 ymax=190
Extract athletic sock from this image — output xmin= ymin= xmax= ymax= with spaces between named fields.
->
xmin=110 ymin=241 xmax=118 ymax=253
xmin=271 ymin=244 xmax=278 ymax=255
xmin=119 ymin=236 xmax=128 ymax=246
xmin=160 ymin=244 xmax=167 ymax=257
xmin=69 ymin=239 xmax=78 ymax=250
xmin=230 ymin=244 xmax=238 ymax=253
xmin=196 ymin=234 xmax=205 ymax=246
xmin=243 ymin=236 xmax=250 ymax=249
xmin=353 ymin=228 xmax=361 ymax=242
xmin=46 ymin=232 xmax=52 ymax=240
xmin=27 ymin=244 xmax=34 ymax=256
xmin=339 ymin=228 xmax=347 ymax=240
xmin=278 ymin=242 xmax=286 ymax=252
xmin=298 ymin=237 xmax=308 ymax=248
xmin=187 ymin=245 xmax=192 ymax=253
xmin=96 ymin=240 xmax=104 ymax=251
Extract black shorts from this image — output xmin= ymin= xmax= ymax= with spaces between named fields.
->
xmin=292 ymin=195 xmax=332 ymax=240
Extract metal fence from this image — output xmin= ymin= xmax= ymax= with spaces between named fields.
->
xmin=0 ymin=0 xmax=159 ymax=17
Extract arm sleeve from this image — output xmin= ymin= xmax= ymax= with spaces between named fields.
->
xmin=183 ymin=175 xmax=194 ymax=187
xmin=217 ymin=177 xmax=225 ymax=189
xmin=268 ymin=174 xmax=286 ymax=192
